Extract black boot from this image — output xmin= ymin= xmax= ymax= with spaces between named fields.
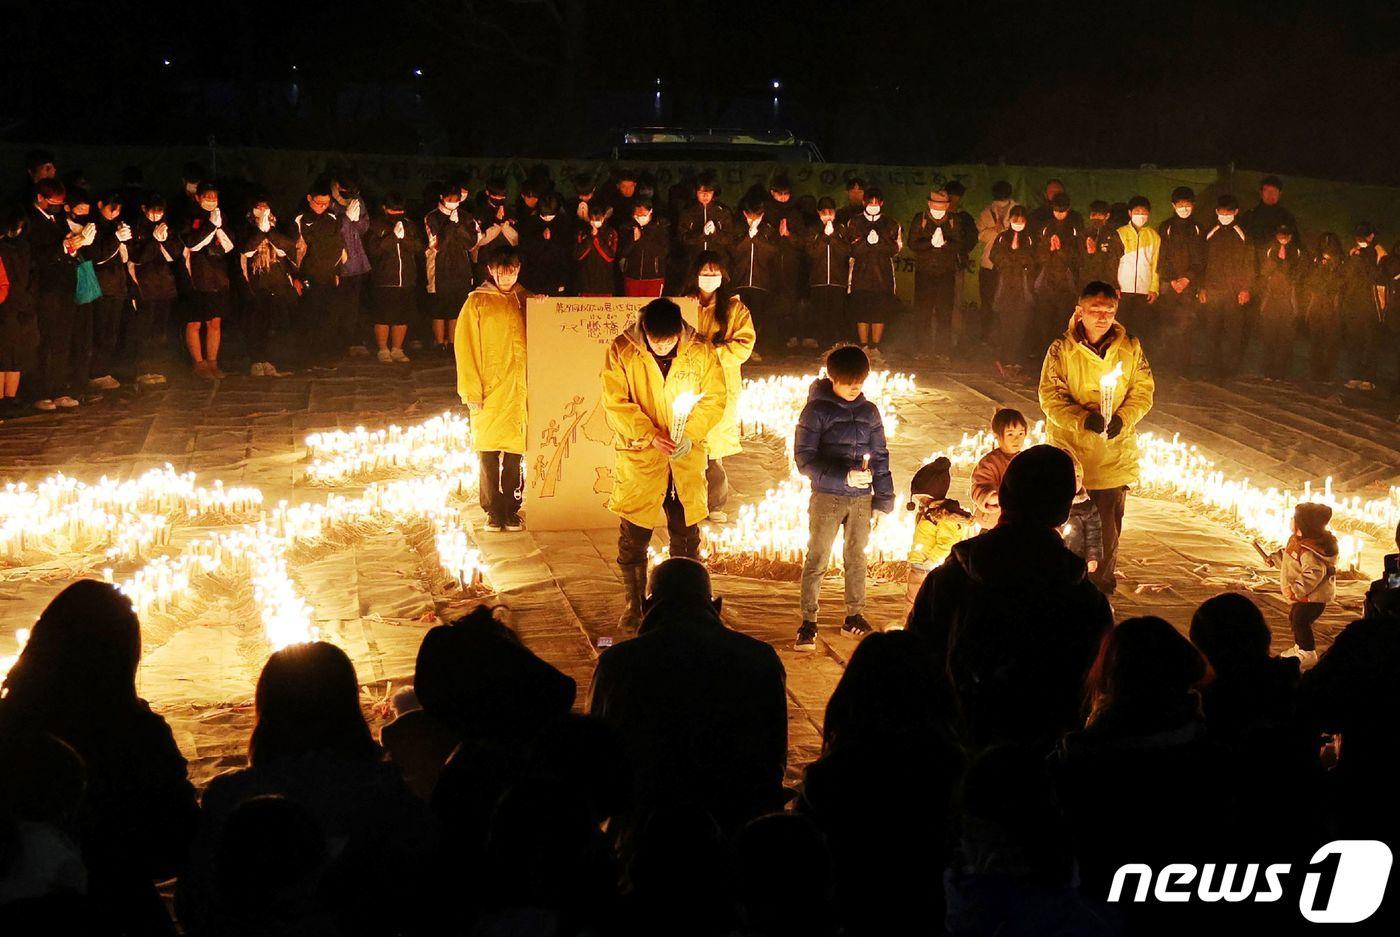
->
xmin=618 ymin=563 xmax=647 ymax=630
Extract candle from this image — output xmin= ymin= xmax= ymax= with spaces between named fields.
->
xmin=1099 ymin=362 xmax=1125 ymax=436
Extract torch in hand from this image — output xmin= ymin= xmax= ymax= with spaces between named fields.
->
xmin=1098 ymin=362 xmax=1125 ymax=439
xmin=668 ymin=391 xmax=704 ymax=459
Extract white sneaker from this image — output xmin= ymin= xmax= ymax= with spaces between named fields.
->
xmin=264 ymin=362 xmax=291 ymax=377
xmin=137 ymin=373 xmax=167 ymax=386
xmin=250 ymin=361 xmax=269 ymax=377
xmin=707 ymin=510 xmax=729 ymax=524
xmin=55 ymin=396 xmax=80 ymax=408
xmin=390 ymin=348 xmax=410 ymax=363
xmin=34 ymin=398 xmax=57 ymax=411
xmin=801 ymin=338 xmax=819 ymax=349
xmin=89 ymin=374 xmax=120 ymax=390
xmin=786 ymin=336 xmax=800 ymax=349
xmin=377 ymin=348 xmax=394 ymax=363
xmin=1280 ymin=645 xmax=1320 ymax=671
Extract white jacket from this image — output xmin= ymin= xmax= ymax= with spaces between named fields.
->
xmin=977 ymin=200 xmax=1016 ymax=269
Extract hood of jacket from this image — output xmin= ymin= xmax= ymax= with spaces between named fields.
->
xmin=807 ymin=376 xmax=867 ymax=411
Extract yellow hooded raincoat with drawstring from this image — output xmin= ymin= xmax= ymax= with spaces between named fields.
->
xmin=600 ymin=321 xmax=727 ymax=529
xmin=1038 ymin=321 xmax=1155 ymax=491
xmin=692 ymin=293 xmax=755 ymax=460
xmin=455 ymin=281 xmax=530 ymax=454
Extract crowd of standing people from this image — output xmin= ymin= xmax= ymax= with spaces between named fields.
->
xmin=3 ymin=151 xmax=1398 ymax=421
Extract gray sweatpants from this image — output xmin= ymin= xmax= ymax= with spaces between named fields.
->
xmin=800 ymin=492 xmax=872 ymax=620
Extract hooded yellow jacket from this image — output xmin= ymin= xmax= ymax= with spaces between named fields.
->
xmin=455 ymin=281 xmax=531 ymax=454
xmin=692 ymin=293 xmax=756 ymax=459
xmin=600 ymin=322 xmax=728 ymax=528
xmin=1038 ymin=322 xmax=1155 ymax=490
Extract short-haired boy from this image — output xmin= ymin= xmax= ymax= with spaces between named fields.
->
xmin=794 ymin=344 xmax=895 ymax=649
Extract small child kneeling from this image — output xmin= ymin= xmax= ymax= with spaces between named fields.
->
xmin=901 ymin=457 xmax=972 ymax=626
xmin=1276 ymin=502 xmax=1339 ymax=670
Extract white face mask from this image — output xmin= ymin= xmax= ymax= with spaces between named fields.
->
xmin=1131 ymin=213 xmax=1149 ymax=227
xmin=1174 ymin=205 xmax=1192 ymax=218
xmin=636 ymin=214 xmax=651 ymax=226
xmin=697 ymin=274 xmax=723 ymax=293
xmin=494 ymin=272 xmax=519 ymax=290
xmin=1217 ymin=214 xmax=1235 ymax=226
xmin=1010 ymin=221 xmax=1026 ymax=232
xmin=1357 ymin=239 xmax=1370 ymax=248
xmin=539 ymin=214 xmax=556 ymax=222
xmin=443 ymin=200 xmax=460 ymax=212
xmin=929 ymin=208 xmax=947 ymax=219
xmin=590 ymin=220 xmax=603 ymax=230
xmin=865 ymin=205 xmax=881 ymax=218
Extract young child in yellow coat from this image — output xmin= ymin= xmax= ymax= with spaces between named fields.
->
xmin=901 ymin=456 xmax=972 ymax=625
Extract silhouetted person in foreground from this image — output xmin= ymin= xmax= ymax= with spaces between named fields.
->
xmin=733 ymin=813 xmax=838 ymax=937
xmin=178 ymin=641 xmax=437 ymax=937
xmin=798 ymin=630 xmax=961 ymax=936
xmin=590 ymin=557 xmax=788 ymax=841
xmin=908 ymin=444 xmax=1112 ymax=749
xmin=0 ymin=580 xmax=197 ymax=936
xmin=1055 ymin=617 xmax=1226 ymax=935
xmin=213 ymin=794 xmax=334 ymax=937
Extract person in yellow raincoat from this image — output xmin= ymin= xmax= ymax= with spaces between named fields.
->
xmin=455 ymin=247 xmax=531 ymax=532
xmin=1038 ymin=280 xmax=1155 ymax=594
xmin=601 ymin=298 xmax=727 ymax=629
xmin=900 ymin=456 xmax=973 ymax=622
xmin=683 ymin=250 xmax=756 ymax=525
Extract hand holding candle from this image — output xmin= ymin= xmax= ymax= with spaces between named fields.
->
xmin=1098 ymin=362 xmax=1125 ymax=439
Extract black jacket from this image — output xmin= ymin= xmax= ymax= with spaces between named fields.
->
xmin=728 ymin=218 xmax=779 ymax=290
xmin=677 ymin=200 xmax=734 ymax=258
xmin=804 ymin=222 xmax=852 ymax=289
xmin=1200 ymin=222 xmax=1255 ymax=295
xmin=0 ymin=236 xmax=33 ymax=318
xmin=590 ymin=597 xmax=788 ymax=835
xmin=909 ymin=211 xmax=966 ymax=277
xmin=1080 ymin=221 xmax=1122 ymax=287
xmin=24 ymin=203 xmax=78 ymax=294
xmin=424 ymin=205 xmax=480 ymax=296
xmin=365 ymin=215 xmax=425 ymax=289
xmin=1032 ymin=216 xmax=1083 ymax=293
xmin=618 ymin=216 xmax=671 ymax=281
xmin=1157 ymin=215 xmax=1207 ymax=286
xmin=238 ymin=224 xmax=299 ymax=296
xmin=1338 ymin=244 xmax=1382 ymax=315
xmin=86 ymin=216 xmax=132 ymax=301
xmin=1240 ymin=201 xmax=1301 ymax=247
xmin=180 ymin=207 xmax=233 ymax=293
xmin=128 ymin=218 xmax=180 ymax=301
xmin=765 ymin=197 xmax=806 ymax=288
xmin=517 ymin=212 xmax=573 ymax=296
xmin=845 ymin=211 xmax=902 ymax=294
xmin=907 ymin=523 xmax=1112 ymax=748
xmin=1256 ymin=242 xmax=1304 ymax=317
xmin=293 ymin=207 xmax=346 ymax=286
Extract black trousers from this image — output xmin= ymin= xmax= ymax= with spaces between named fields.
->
xmin=37 ymin=289 xmax=78 ymax=399
xmin=914 ymin=268 xmax=957 ymax=354
xmin=131 ymin=298 xmax=171 ymax=375
xmin=1152 ymin=288 xmax=1198 ymax=374
xmin=805 ymin=285 xmax=848 ymax=345
xmin=90 ymin=294 xmax=126 ymax=379
xmin=1290 ymin=601 xmax=1325 ymax=652
xmin=245 ymin=292 xmax=289 ymax=362
xmin=735 ymin=287 xmax=770 ymax=346
xmin=978 ymin=268 xmax=999 ymax=338
xmin=1088 ymin=486 xmax=1128 ymax=593
xmin=478 ymin=451 xmax=524 ymax=521
xmin=299 ymin=283 xmax=337 ymax=363
xmin=617 ymin=478 xmax=699 ymax=566
xmin=1203 ymin=296 xmax=1249 ymax=380
xmin=334 ymin=273 xmax=366 ymax=349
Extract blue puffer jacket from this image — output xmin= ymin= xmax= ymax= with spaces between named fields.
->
xmin=794 ymin=378 xmax=896 ymax=511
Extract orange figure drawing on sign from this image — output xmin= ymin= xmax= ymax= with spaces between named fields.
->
xmin=533 ymin=394 xmax=614 ymax=499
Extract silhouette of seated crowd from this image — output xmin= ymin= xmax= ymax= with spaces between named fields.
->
xmin=2 ymin=445 xmax=1399 ymax=936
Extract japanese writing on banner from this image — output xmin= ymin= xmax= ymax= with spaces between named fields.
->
xmin=525 ymin=296 xmax=698 ymax=530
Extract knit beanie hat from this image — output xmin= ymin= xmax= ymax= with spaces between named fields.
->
xmin=907 ymin=457 xmax=952 ymax=509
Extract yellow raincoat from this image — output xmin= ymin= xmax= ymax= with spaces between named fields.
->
xmin=455 ymin=281 xmax=530 ymax=454
xmin=1038 ymin=321 xmax=1155 ymax=491
xmin=692 ymin=293 xmax=756 ymax=459
xmin=600 ymin=321 xmax=727 ymax=528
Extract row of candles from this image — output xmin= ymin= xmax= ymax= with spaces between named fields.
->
xmin=304 ymin=413 xmax=476 ymax=484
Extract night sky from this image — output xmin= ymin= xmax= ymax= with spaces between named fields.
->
xmin=2 ymin=0 xmax=1398 ymax=182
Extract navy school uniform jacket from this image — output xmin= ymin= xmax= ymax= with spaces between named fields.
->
xmin=678 ymin=201 xmax=735 ymax=259
xmin=619 ymin=216 xmax=671 ymax=281
xmin=805 ymin=222 xmax=852 ymax=289
xmin=909 ymin=211 xmax=967 ymax=278
xmin=1157 ymin=215 xmax=1207 ymax=289
xmin=844 ymin=211 xmax=902 ymax=294
xmin=424 ymin=205 xmax=480 ymax=297
xmin=518 ymin=213 xmax=574 ymax=296
xmin=1201 ymin=222 xmax=1255 ymax=297
xmin=180 ymin=207 xmax=233 ymax=293
xmin=365 ymin=215 xmax=426 ymax=290
xmin=129 ymin=218 xmax=180 ymax=302
xmin=292 ymin=207 xmax=346 ymax=287
xmin=728 ymin=218 xmax=779 ymax=291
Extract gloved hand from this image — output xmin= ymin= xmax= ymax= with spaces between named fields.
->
xmin=846 ymin=468 xmax=873 ymax=489
xmin=1083 ymin=411 xmax=1106 ymax=434
xmin=866 ymin=228 xmax=879 ymax=245
xmin=393 ymin=220 xmax=405 ymax=239
xmin=670 ymin=435 xmax=693 ymax=460
xmin=704 ymin=220 xmax=716 ymax=236
xmin=1106 ymin=414 xmax=1125 ymax=439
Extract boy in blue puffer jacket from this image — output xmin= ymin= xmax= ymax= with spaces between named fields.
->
xmin=793 ymin=344 xmax=896 ymax=650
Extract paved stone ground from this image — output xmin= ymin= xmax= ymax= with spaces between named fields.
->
xmin=1 ymin=352 xmax=1397 ymax=788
